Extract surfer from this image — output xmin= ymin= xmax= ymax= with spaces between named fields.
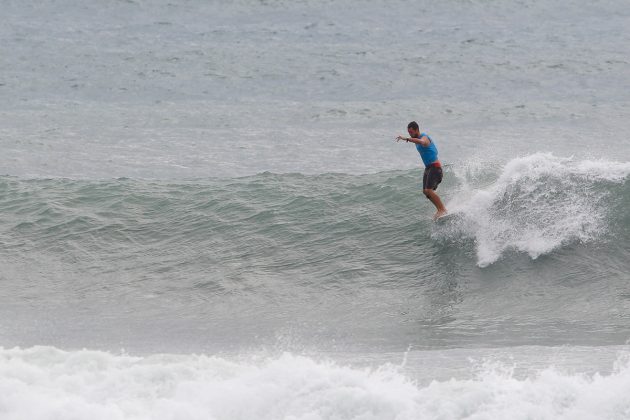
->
xmin=397 ymin=121 xmax=447 ymax=220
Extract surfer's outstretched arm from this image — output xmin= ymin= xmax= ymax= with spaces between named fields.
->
xmin=396 ymin=135 xmax=430 ymax=146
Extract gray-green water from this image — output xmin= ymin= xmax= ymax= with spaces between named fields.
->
xmin=2 ymin=0 xmax=630 ymax=418
xmin=3 ymin=154 xmax=629 ymax=354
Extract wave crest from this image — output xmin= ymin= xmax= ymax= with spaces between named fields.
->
xmin=436 ymin=153 xmax=630 ymax=267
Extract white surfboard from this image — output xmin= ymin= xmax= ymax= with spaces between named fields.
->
xmin=434 ymin=212 xmax=460 ymax=223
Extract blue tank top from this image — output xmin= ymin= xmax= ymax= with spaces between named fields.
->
xmin=415 ymin=132 xmax=439 ymax=167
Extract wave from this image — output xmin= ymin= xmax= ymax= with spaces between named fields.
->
xmin=1 ymin=154 xmax=628 ymax=274
xmin=1 ymin=345 xmax=629 ymax=420
xmin=435 ymin=153 xmax=630 ymax=266
xmin=2 ymin=154 xmax=629 ymax=352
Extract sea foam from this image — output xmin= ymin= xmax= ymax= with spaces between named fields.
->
xmin=438 ymin=153 xmax=630 ymax=267
xmin=1 ymin=346 xmax=630 ymax=420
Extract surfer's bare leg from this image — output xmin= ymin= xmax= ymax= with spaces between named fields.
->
xmin=423 ymin=189 xmax=447 ymax=219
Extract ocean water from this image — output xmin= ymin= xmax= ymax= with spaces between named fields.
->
xmin=1 ymin=0 xmax=630 ymax=418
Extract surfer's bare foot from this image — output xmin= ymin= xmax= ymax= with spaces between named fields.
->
xmin=433 ymin=210 xmax=447 ymax=220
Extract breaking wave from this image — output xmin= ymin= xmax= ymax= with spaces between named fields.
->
xmin=435 ymin=153 xmax=630 ymax=266
xmin=1 ymin=345 xmax=630 ymax=420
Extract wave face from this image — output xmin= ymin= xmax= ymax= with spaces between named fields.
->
xmin=1 ymin=346 xmax=630 ymax=420
xmin=1 ymin=154 xmax=629 ymax=352
xmin=3 ymin=154 xmax=628 ymax=270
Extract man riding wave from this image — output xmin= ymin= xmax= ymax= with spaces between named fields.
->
xmin=397 ymin=121 xmax=447 ymax=220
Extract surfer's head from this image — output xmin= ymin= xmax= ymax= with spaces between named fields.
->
xmin=407 ymin=121 xmax=420 ymax=138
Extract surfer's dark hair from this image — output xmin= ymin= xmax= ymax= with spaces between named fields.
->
xmin=407 ymin=121 xmax=419 ymax=130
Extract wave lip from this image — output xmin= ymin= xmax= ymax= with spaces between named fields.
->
xmin=439 ymin=153 xmax=630 ymax=267
xmin=1 ymin=346 xmax=630 ymax=420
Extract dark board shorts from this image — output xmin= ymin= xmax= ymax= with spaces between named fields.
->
xmin=423 ymin=165 xmax=443 ymax=190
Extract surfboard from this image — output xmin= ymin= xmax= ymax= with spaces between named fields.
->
xmin=434 ymin=212 xmax=459 ymax=223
